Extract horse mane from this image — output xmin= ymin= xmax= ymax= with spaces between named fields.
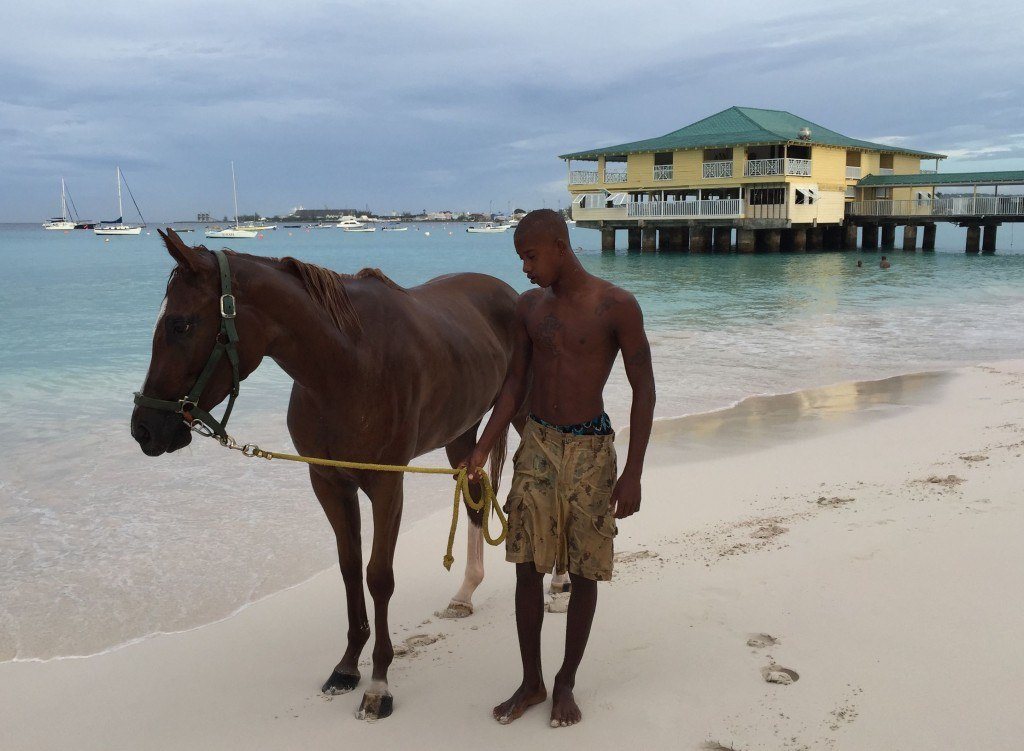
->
xmin=167 ymin=244 xmax=403 ymax=338
xmin=279 ymin=257 xmax=405 ymax=338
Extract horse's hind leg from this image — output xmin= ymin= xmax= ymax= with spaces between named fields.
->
xmin=357 ymin=471 xmax=404 ymax=721
xmin=436 ymin=423 xmax=485 ymax=619
xmin=310 ymin=468 xmax=369 ymax=695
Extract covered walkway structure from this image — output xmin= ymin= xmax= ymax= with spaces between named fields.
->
xmin=847 ymin=171 xmax=1024 ymax=252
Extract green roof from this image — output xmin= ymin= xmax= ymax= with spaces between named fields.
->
xmin=559 ymin=106 xmax=946 ymax=161
xmin=858 ymin=170 xmax=1024 ymax=187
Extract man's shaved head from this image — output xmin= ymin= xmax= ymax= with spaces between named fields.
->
xmin=514 ymin=209 xmax=570 ymax=245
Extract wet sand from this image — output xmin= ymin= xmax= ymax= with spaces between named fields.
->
xmin=2 ymin=362 xmax=1022 ymax=750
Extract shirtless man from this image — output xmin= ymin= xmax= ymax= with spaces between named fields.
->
xmin=465 ymin=209 xmax=656 ymax=728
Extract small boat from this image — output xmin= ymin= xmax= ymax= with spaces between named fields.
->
xmin=466 ymin=223 xmax=511 ymax=234
xmin=238 ymin=223 xmax=276 ymax=231
xmin=94 ymin=167 xmax=146 ymax=236
xmin=343 ymin=226 xmax=376 ymax=233
xmin=43 ymin=178 xmax=76 ymax=230
xmin=284 ymin=224 xmax=301 ymax=228
xmin=336 ymin=216 xmax=365 ymax=229
xmin=205 ymin=162 xmax=257 ymax=239
xmin=381 ymin=225 xmax=408 ymax=232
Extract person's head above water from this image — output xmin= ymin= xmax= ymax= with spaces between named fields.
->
xmin=513 ymin=209 xmax=577 ymax=288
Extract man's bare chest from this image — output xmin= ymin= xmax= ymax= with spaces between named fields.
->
xmin=526 ymin=307 xmax=613 ymax=358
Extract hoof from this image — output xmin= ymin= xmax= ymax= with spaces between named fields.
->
xmin=321 ymin=670 xmax=360 ymax=695
xmin=434 ymin=600 xmax=473 ymax=619
xmin=355 ymin=689 xmax=394 ymax=721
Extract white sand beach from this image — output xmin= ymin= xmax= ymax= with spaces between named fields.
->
xmin=2 ymin=362 xmax=1023 ymax=750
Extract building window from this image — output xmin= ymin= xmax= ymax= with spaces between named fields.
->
xmin=654 ymin=152 xmax=673 ymax=166
xmin=703 ymin=148 xmax=733 ymax=162
xmin=845 ymin=186 xmax=857 ymax=198
xmin=794 ymin=187 xmax=818 ymax=205
xmin=749 ymin=187 xmax=786 ymax=205
xmin=875 ymin=187 xmax=892 ymax=199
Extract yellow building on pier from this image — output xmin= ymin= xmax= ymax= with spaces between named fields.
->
xmin=561 ymin=106 xmax=945 ymax=251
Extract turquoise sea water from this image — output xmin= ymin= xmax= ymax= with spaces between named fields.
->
xmin=2 ymin=221 xmax=1023 ymax=660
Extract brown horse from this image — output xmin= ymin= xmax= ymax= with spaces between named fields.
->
xmin=131 ymin=229 xmax=523 ymax=719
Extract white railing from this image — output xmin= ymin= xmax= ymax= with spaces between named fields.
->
xmin=847 ymin=196 xmax=1024 ymax=217
xmin=845 ymin=166 xmax=862 ymax=179
xmin=878 ymin=168 xmax=894 ymax=175
xmin=702 ymin=161 xmax=733 ymax=179
xmin=604 ymin=171 xmax=628 ymax=183
xmin=786 ymin=158 xmax=811 ymax=176
xmin=919 ymin=169 xmax=937 ymax=174
xmin=745 ymin=158 xmax=782 ymax=176
xmin=627 ymin=198 xmax=743 ymax=219
xmin=653 ymin=165 xmax=674 ymax=180
xmin=570 ymin=170 xmax=599 ymax=184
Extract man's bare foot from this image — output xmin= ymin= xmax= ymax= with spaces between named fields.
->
xmin=550 ymin=681 xmax=582 ymax=727
xmin=493 ymin=683 xmax=547 ymax=725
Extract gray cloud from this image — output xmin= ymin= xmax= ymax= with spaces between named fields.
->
xmin=2 ymin=0 xmax=1023 ymax=220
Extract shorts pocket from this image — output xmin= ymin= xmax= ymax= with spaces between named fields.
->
xmin=591 ymin=513 xmax=617 ymax=539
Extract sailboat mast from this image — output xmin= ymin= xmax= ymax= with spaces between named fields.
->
xmin=231 ymin=161 xmax=239 ymax=228
xmin=116 ymin=166 xmax=124 ymax=222
xmin=60 ymin=177 xmax=68 ymax=221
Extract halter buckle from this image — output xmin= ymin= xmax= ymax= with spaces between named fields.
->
xmin=220 ymin=294 xmax=237 ymax=319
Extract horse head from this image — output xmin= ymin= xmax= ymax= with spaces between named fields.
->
xmin=130 ymin=229 xmax=263 ymax=456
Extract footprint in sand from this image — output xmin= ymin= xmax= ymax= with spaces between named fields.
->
xmin=959 ymin=454 xmax=988 ymax=463
xmin=394 ymin=633 xmax=444 ymax=658
xmin=761 ymin=664 xmax=800 ymax=685
xmin=746 ymin=633 xmax=779 ymax=649
xmin=750 ymin=524 xmax=788 ymax=540
xmin=922 ymin=474 xmax=966 ymax=488
xmin=816 ymin=496 xmax=855 ymax=508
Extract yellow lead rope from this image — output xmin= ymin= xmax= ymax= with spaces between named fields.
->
xmin=217 ymin=438 xmax=506 ymax=570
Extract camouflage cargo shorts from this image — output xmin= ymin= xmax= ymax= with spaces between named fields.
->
xmin=504 ymin=417 xmax=618 ymax=581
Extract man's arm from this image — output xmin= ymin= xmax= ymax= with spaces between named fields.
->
xmin=609 ymin=291 xmax=655 ymax=518
xmin=465 ymin=293 xmax=534 ymax=479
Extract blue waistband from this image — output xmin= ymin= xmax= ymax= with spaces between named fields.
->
xmin=529 ymin=412 xmax=613 ymax=436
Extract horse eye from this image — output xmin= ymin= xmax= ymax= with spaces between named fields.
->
xmin=172 ymin=320 xmax=192 ymax=335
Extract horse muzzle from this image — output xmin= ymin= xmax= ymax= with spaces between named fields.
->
xmin=131 ymin=406 xmax=193 ymax=456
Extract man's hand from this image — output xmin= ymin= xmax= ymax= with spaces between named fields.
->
xmin=610 ymin=471 xmax=642 ymax=519
xmin=461 ymin=446 xmax=490 ymax=482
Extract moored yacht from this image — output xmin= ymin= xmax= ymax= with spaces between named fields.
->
xmin=94 ymin=167 xmax=145 ymax=236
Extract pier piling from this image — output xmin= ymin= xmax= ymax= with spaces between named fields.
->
xmin=713 ymin=227 xmax=732 ymax=253
xmin=791 ymin=228 xmax=807 ymax=252
xmin=690 ymin=227 xmax=710 ymax=253
xmin=601 ymin=227 xmax=616 ymax=252
xmin=965 ymin=224 xmax=981 ymax=253
xmin=881 ymin=224 xmax=896 ymax=249
xmin=737 ymin=228 xmax=755 ymax=253
xmin=902 ymin=224 xmax=918 ymax=251
xmin=627 ymin=228 xmax=641 ymax=252
xmin=922 ymin=224 xmax=936 ymax=251
xmin=843 ymin=223 xmax=858 ymax=249
xmin=641 ymin=226 xmax=657 ymax=252
xmin=807 ymin=226 xmax=823 ymax=251
xmin=862 ymin=223 xmax=878 ymax=250
xmin=982 ymin=224 xmax=998 ymax=253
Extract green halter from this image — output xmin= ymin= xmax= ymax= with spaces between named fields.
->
xmin=133 ymin=250 xmax=241 ymax=442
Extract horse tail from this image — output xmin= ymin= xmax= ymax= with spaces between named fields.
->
xmin=487 ymin=423 xmax=509 ymax=496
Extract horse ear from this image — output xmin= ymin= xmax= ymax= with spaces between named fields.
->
xmin=160 ymin=228 xmax=208 ymax=273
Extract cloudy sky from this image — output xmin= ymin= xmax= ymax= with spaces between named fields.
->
xmin=3 ymin=0 xmax=1023 ymax=221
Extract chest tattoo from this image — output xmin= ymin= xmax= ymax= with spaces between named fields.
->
xmin=536 ymin=313 xmax=562 ymax=354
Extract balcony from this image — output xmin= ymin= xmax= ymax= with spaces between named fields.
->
xmin=627 ymin=198 xmax=743 ymax=219
xmin=604 ymin=170 xmax=628 ymax=183
xmin=702 ymin=161 xmax=734 ymax=179
xmin=845 ymin=166 xmax=862 ymax=179
xmin=878 ymin=168 xmax=895 ymax=175
xmin=847 ymin=196 xmax=1024 ymax=218
xmin=744 ymin=158 xmax=812 ymax=177
xmin=653 ymin=165 xmax=673 ymax=181
xmin=569 ymin=170 xmax=599 ymax=185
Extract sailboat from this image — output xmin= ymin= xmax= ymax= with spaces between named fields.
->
xmin=43 ymin=178 xmax=93 ymax=229
xmin=43 ymin=178 xmax=75 ymax=230
xmin=206 ymin=162 xmax=258 ymax=239
xmin=94 ymin=167 xmax=145 ymax=236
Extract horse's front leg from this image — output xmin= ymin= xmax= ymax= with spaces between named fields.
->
xmin=309 ymin=468 xmax=369 ymax=694
xmin=436 ymin=429 xmax=486 ymax=618
xmin=356 ymin=471 xmax=404 ymax=720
